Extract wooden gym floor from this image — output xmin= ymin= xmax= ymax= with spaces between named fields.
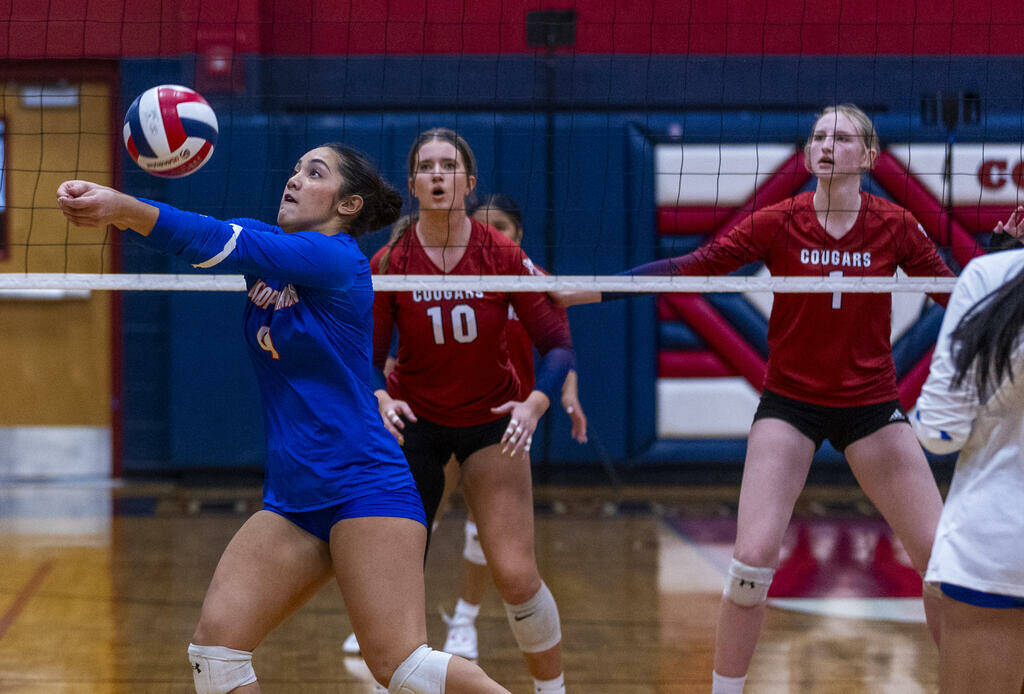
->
xmin=0 ymin=481 xmax=938 ymax=693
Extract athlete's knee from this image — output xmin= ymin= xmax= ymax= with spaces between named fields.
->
xmin=187 ymin=643 xmax=257 ymax=694
xmin=492 ymin=566 xmax=542 ymax=605
xmin=486 ymin=548 xmax=540 ymax=602
xmin=504 ymin=581 xmax=562 ymax=653
xmin=462 ymin=520 xmax=487 ymax=566
xmin=387 ymin=645 xmax=451 ymax=694
xmin=722 ymin=557 xmax=775 ymax=607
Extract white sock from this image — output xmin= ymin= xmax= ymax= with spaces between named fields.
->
xmin=712 ymin=670 xmax=746 ymax=694
xmin=453 ymin=598 xmax=480 ymax=623
xmin=534 ymin=672 xmax=565 ymax=693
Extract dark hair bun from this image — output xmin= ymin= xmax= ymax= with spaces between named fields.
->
xmin=368 ymin=183 xmax=403 ymax=230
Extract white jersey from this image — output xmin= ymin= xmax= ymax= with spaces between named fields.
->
xmin=912 ymin=247 xmax=1024 ymax=598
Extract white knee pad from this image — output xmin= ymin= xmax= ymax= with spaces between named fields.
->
xmin=187 ymin=643 xmax=257 ymax=694
xmin=462 ymin=520 xmax=487 ymax=566
xmin=723 ymin=558 xmax=775 ymax=607
xmin=388 ymin=645 xmax=451 ymax=694
xmin=504 ymin=581 xmax=562 ymax=654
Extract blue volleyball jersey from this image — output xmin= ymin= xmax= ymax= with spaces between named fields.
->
xmin=139 ymin=202 xmax=417 ymax=512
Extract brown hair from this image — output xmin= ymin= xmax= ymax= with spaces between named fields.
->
xmin=378 ymin=128 xmax=478 ymax=273
xmin=320 ymin=142 xmax=403 ymax=237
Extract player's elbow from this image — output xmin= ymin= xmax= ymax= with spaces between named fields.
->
xmin=910 ymin=409 xmax=966 ymax=454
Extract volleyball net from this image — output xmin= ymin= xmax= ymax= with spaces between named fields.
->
xmin=1 ymin=3 xmax=1022 ymax=298
xmin=2 ymin=2 xmax=1023 ymax=475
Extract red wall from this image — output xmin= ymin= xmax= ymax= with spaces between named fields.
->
xmin=2 ymin=0 xmax=1022 ymax=58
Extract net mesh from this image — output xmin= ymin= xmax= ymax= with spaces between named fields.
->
xmin=2 ymin=4 xmax=1022 ymax=295
xmin=4 ymin=3 xmax=1023 ymax=476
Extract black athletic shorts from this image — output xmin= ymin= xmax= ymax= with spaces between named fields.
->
xmin=752 ymin=389 xmax=909 ymax=452
xmin=401 ymin=414 xmax=511 ymax=534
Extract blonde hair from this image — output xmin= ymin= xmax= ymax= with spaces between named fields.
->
xmin=808 ymin=103 xmax=880 ymax=154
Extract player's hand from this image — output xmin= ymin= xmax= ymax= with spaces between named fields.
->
xmin=375 ymin=390 xmax=417 ymax=446
xmin=56 ymin=180 xmax=158 ymax=233
xmin=57 ymin=180 xmax=127 ymax=228
xmin=561 ymin=394 xmax=588 ymax=444
xmin=994 ymin=206 xmax=1024 ymax=239
xmin=492 ymin=391 xmax=549 ymax=458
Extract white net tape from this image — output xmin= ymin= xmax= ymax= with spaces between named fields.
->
xmin=0 ymin=273 xmax=958 ymax=293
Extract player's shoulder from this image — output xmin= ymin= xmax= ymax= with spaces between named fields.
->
xmin=472 ymin=219 xmax=538 ymax=271
xmin=475 ymin=219 xmax=520 ymax=251
xmin=757 ymin=191 xmax=814 ymax=214
xmin=861 ymin=192 xmax=912 ymax=220
xmin=746 ymin=193 xmax=812 ymax=227
xmin=227 ymin=217 xmax=282 ymax=234
xmin=370 ymin=225 xmax=415 ymax=271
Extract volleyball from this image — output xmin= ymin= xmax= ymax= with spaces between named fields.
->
xmin=123 ymin=85 xmax=218 ymax=178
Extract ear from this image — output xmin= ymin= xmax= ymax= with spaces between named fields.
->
xmin=465 ymin=173 xmax=477 ymax=194
xmin=802 ymin=145 xmax=813 ymax=174
xmin=337 ymin=194 xmax=364 ymax=217
xmin=408 ymin=177 xmax=416 ymax=197
xmin=862 ymin=146 xmax=878 ymax=172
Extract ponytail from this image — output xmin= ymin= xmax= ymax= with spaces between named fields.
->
xmin=378 ymin=214 xmax=417 ymax=274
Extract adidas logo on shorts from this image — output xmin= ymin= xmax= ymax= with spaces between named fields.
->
xmin=888 ymin=409 xmax=906 ymax=423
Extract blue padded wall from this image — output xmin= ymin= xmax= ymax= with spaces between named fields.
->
xmin=119 ymin=55 xmax=1016 ymax=473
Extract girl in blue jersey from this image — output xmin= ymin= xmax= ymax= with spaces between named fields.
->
xmin=56 ymin=144 xmax=508 ymax=694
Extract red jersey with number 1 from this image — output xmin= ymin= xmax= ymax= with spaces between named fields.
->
xmin=667 ymin=192 xmax=953 ymax=406
xmin=371 ymin=219 xmax=572 ymax=426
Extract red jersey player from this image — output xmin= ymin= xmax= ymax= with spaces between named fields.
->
xmin=372 ymin=129 xmax=572 ymax=694
xmin=432 ymin=194 xmax=589 ymax=664
xmin=563 ymin=104 xmax=950 ymax=694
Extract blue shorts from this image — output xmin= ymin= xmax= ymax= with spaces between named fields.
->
xmin=941 ymin=583 xmax=1024 ymax=609
xmin=264 ymin=486 xmax=426 ymax=543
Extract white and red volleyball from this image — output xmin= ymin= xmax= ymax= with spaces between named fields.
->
xmin=123 ymin=85 xmax=218 ymax=178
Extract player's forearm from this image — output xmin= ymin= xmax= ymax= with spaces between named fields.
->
xmin=523 ymin=389 xmax=551 ymax=417
xmin=533 ymin=346 xmax=574 ymax=403
xmin=561 ymin=369 xmax=578 ymax=397
xmin=113 ymin=194 xmax=160 ymax=235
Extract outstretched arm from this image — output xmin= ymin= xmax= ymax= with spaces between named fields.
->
xmin=554 ymin=217 xmax=768 ymax=308
xmin=57 ymin=179 xmax=362 ymax=288
xmin=57 ymin=180 xmax=158 ymax=234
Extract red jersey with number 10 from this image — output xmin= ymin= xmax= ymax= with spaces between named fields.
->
xmin=371 ymin=220 xmax=572 ymax=426
xmin=669 ymin=192 xmax=953 ymax=406
xmin=505 ymin=309 xmax=535 ymax=401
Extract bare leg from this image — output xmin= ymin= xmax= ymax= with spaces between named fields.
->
xmin=845 ymin=423 xmax=944 ymax=645
xmin=435 ymin=456 xmax=463 ymax=529
xmin=458 ymin=554 xmax=491 ymax=606
xmin=713 ymin=419 xmax=815 ymax=678
xmin=191 ymin=510 xmax=336 ymax=693
xmin=330 ymin=515 xmax=508 ymax=693
xmin=939 ymin=596 xmax=1024 ymax=694
xmin=461 ymin=444 xmax=562 ymax=682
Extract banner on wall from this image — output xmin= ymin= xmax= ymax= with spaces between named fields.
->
xmin=654 ymin=142 xmax=1013 ymax=440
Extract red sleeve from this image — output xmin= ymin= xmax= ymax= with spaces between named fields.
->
xmin=506 ymin=247 xmax=573 ymax=354
xmin=504 ymin=318 xmax=536 ymax=399
xmin=897 ymin=213 xmax=955 ymax=308
xmin=369 ymin=248 xmax=396 ymax=372
xmin=639 ymin=210 xmax=775 ymax=276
